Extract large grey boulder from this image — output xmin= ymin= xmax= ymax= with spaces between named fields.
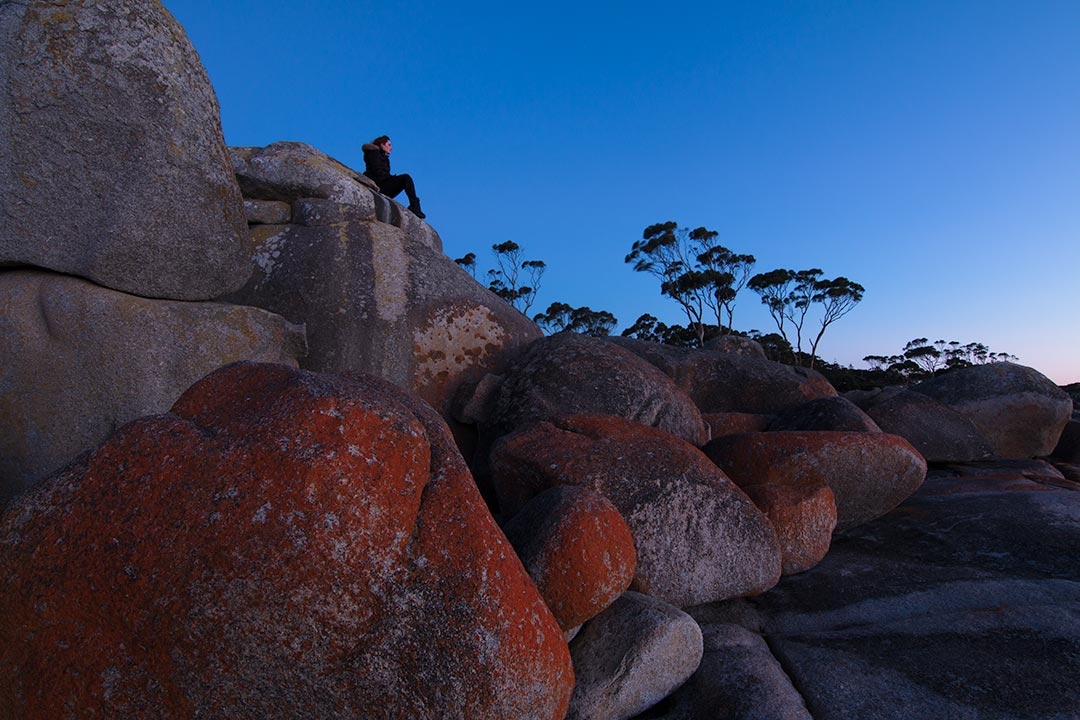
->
xmin=607 ymin=337 xmax=837 ymax=415
xmin=641 ymin=623 xmax=813 ymax=720
xmin=704 ymin=431 xmax=927 ymax=531
xmin=0 ymin=0 xmax=251 ymax=300
xmin=0 ymin=270 xmax=305 ymax=505
xmin=848 ymin=386 xmax=993 ymax=463
xmin=913 ymin=363 xmax=1073 ymax=459
xmin=483 ymin=333 xmax=709 ymax=447
xmin=568 ymin=592 xmax=703 ymax=720
xmin=225 ymin=218 xmax=539 ymax=425
xmin=491 ymin=415 xmax=782 ymax=607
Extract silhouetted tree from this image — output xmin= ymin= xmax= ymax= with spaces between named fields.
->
xmin=748 ymin=268 xmax=864 ymax=368
xmin=626 ymin=222 xmax=753 ymax=346
xmin=534 ymin=302 xmax=617 ymax=337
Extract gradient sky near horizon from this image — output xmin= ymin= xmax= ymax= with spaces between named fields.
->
xmin=165 ymin=0 xmax=1079 ymax=385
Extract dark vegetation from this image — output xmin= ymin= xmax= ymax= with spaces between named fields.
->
xmin=456 ymin=223 xmax=1016 ymax=392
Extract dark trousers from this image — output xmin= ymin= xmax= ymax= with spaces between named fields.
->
xmin=378 ymin=173 xmax=419 ymax=206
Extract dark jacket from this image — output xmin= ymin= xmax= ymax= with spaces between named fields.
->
xmin=362 ymin=143 xmax=391 ymax=187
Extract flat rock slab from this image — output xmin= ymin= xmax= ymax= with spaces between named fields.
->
xmin=730 ymin=468 xmax=1080 ymax=719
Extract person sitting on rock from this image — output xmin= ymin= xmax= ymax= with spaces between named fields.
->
xmin=362 ymin=135 xmax=425 ymax=219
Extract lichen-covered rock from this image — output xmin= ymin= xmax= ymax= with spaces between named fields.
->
xmin=0 ymin=363 xmax=573 ymax=719
xmin=606 ymin=337 xmax=837 ymax=414
xmin=705 ymin=431 xmax=927 ymax=530
xmin=848 ymin=387 xmax=994 ymax=463
xmin=740 ymin=483 xmax=837 ymax=575
xmin=0 ymin=0 xmax=251 ymax=300
xmin=0 ymin=270 xmax=306 ymax=506
xmin=224 ymin=220 xmax=539 ymax=430
xmin=568 ymin=592 xmax=703 ymax=720
xmin=702 ymin=412 xmax=774 ymax=438
xmin=913 ymin=363 xmax=1072 ymax=459
xmin=502 ymin=486 xmax=636 ymax=631
xmin=769 ymin=396 xmax=882 ymax=433
xmin=484 ymin=334 xmax=709 ymax=447
xmin=491 ymin=414 xmax=781 ymax=607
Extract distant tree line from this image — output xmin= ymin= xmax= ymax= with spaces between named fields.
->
xmin=455 ymin=222 xmax=1013 ymax=390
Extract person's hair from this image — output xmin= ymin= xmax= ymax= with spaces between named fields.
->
xmin=372 ymin=135 xmax=390 ymax=147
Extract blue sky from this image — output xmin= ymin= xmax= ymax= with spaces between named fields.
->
xmin=164 ymin=1 xmax=1080 ymax=384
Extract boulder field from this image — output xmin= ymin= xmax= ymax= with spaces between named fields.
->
xmin=2 ymin=1 xmax=1078 ymax=718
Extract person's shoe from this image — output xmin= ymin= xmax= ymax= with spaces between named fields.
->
xmin=408 ymin=199 xmax=426 ymax=219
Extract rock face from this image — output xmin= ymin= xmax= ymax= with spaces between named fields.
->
xmin=849 ymin=387 xmax=993 ymax=463
xmin=0 ymin=270 xmax=306 ymax=506
xmin=704 ymin=431 xmax=927 ymax=531
xmin=769 ymin=396 xmax=882 ymax=433
xmin=607 ymin=337 xmax=837 ymax=414
xmin=734 ymin=468 xmax=1080 ymax=720
xmin=913 ymin=363 xmax=1072 ymax=459
xmin=0 ymin=363 xmax=573 ymax=719
xmin=490 ymin=414 xmax=781 ymax=607
xmin=741 ymin=482 xmax=837 ymax=576
xmin=225 ymin=147 xmax=540 ymax=429
xmin=483 ymin=333 xmax=709 ymax=447
xmin=502 ymin=486 xmax=637 ymax=631
xmin=646 ymin=623 xmax=813 ymax=720
xmin=0 ymin=0 xmax=251 ymax=300
xmin=568 ymin=592 xmax=703 ymax=720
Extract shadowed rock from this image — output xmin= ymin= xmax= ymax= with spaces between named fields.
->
xmin=0 ymin=363 xmax=573 ymax=719
xmin=769 ymin=396 xmax=882 ymax=433
xmin=502 ymin=486 xmax=636 ymax=631
xmin=704 ymin=431 xmax=927 ymax=530
xmin=0 ymin=270 xmax=305 ymax=505
xmin=483 ymin=333 xmax=709 ymax=448
xmin=848 ymin=386 xmax=993 ymax=463
xmin=0 ymin=0 xmax=251 ymax=300
xmin=568 ymin=592 xmax=703 ymax=720
xmin=913 ymin=363 xmax=1072 ymax=459
xmin=607 ymin=337 xmax=837 ymax=415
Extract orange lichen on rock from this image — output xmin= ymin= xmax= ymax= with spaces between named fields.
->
xmin=0 ymin=362 xmax=572 ymax=719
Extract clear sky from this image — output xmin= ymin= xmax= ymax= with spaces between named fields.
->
xmin=164 ymin=1 xmax=1080 ymax=385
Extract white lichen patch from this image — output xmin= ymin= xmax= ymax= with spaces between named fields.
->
xmin=253 ymin=229 xmax=289 ymax=277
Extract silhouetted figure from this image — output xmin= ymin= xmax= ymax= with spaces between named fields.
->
xmin=362 ymin=135 xmax=425 ymax=219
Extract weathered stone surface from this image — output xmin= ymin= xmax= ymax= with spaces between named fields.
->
xmin=229 ymin=142 xmax=443 ymax=252
xmin=0 ymin=270 xmax=306 ymax=506
xmin=703 ymin=334 xmax=768 ymax=357
xmin=738 ymin=469 xmax=1080 ymax=720
xmin=704 ymin=431 xmax=927 ymax=530
xmin=769 ymin=396 xmax=882 ymax=433
xmin=484 ymin=333 xmax=709 ymax=448
xmin=702 ymin=412 xmax=773 ymax=438
xmin=0 ymin=0 xmax=251 ymax=300
xmin=636 ymin=623 xmax=813 ymax=720
xmin=503 ymin=486 xmax=636 ymax=631
xmin=848 ymin=386 xmax=993 ymax=463
xmin=1053 ymin=419 xmax=1080 ymax=463
xmin=913 ymin=363 xmax=1073 ymax=459
xmin=607 ymin=337 xmax=837 ymax=414
xmin=491 ymin=415 xmax=781 ymax=607
xmin=231 ymin=141 xmax=380 ymax=203
xmin=224 ymin=220 xmax=539 ymax=427
xmin=568 ymin=592 xmax=703 ymax=720
xmin=0 ymin=363 xmax=573 ymax=719
xmin=742 ymin=483 xmax=837 ymax=576
xmin=243 ymin=199 xmax=292 ymax=225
